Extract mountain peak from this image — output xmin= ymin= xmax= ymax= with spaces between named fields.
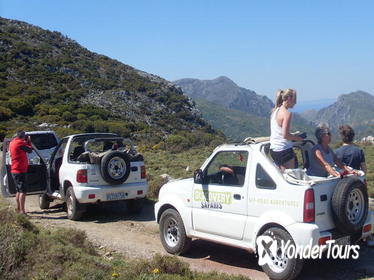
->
xmin=214 ymin=76 xmax=233 ymax=82
xmin=311 ymin=91 xmax=374 ymax=138
xmin=174 ymin=76 xmax=273 ymax=117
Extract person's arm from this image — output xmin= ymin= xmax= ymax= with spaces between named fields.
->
xmin=360 ymin=150 xmax=367 ymax=173
xmin=20 ymin=137 xmax=33 ymax=153
xmin=315 ymin=149 xmax=340 ymax=177
xmin=281 ymin=111 xmax=304 ymax=142
xmin=361 ymin=162 xmax=367 ymax=174
xmin=333 ymin=151 xmax=355 ymax=174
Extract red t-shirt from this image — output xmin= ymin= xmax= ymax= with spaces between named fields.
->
xmin=9 ymin=138 xmax=32 ymax=174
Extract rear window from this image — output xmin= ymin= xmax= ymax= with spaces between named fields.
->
xmin=29 ymin=133 xmax=58 ymax=150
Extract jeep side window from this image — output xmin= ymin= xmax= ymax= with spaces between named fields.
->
xmin=68 ymin=139 xmax=86 ymax=162
xmin=256 ymin=164 xmax=276 ymax=189
xmin=206 ymin=151 xmax=248 ymax=186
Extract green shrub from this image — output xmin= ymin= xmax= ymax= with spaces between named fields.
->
xmin=0 ymin=106 xmax=13 ymax=121
xmin=62 ymin=111 xmax=76 ymax=122
xmin=6 ymin=97 xmax=34 ymax=116
xmin=147 ymin=176 xmax=168 ymax=200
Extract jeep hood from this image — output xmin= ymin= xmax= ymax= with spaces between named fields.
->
xmin=159 ymin=178 xmax=193 ymax=200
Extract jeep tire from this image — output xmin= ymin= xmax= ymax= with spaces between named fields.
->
xmin=260 ymin=227 xmax=303 ymax=280
xmin=39 ymin=193 xmax=50 ymax=210
xmin=101 ymin=151 xmax=131 ymax=185
xmin=159 ymin=208 xmax=191 ymax=255
xmin=332 ymin=176 xmax=368 ymax=234
xmin=66 ymin=186 xmax=84 ymax=220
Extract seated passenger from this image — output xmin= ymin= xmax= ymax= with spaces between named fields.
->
xmin=335 ymin=125 xmax=367 ymax=173
xmin=307 ymin=124 xmax=353 ymax=177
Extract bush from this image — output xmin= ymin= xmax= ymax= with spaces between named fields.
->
xmin=6 ymin=97 xmax=34 ymax=116
xmin=165 ymin=135 xmax=191 ymax=153
xmin=62 ymin=111 xmax=76 ymax=122
xmin=0 ymin=106 xmax=12 ymax=121
xmin=147 ymin=176 xmax=168 ymax=200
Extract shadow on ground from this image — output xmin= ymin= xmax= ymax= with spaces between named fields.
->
xmin=29 ymin=199 xmax=156 ymax=223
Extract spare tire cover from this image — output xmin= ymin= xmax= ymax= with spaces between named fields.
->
xmin=100 ymin=151 xmax=131 ymax=185
xmin=331 ymin=176 xmax=368 ymax=234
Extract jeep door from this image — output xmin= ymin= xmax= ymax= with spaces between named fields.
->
xmin=192 ymin=150 xmax=250 ymax=240
xmin=1 ymin=138 xmax=47 ymax=197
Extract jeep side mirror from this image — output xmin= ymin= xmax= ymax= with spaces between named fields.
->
xmin=194 ymin=169 xmax=205 ymax=184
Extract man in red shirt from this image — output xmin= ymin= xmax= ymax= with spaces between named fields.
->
xmin=9 ymin=131 xmax=33 ymax=214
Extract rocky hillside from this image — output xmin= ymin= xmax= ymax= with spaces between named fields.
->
xmin=174 ymin=76 xmax=273 ymax=117
xmin=175 ymin=76 xmax=314 ymax=141
xmin=0 ymin=17 xmax=221 ymax=145
xmin=311 ymin=91 xmax=374 ymax=138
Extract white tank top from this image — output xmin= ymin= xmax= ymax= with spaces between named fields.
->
xmin=270 ymin=107 xmax=293 ymax=152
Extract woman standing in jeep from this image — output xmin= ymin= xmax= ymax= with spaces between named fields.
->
xmin=270 ymin=89 xmax=304 ymax=171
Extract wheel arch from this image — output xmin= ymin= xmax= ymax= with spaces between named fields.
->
xmin=157 ymin=203 xmax=177 ymax=223
xmin=257 ymin=222 xmax=290 ymax=238
xmin=62 ymin=180 xmax=73 ymax=198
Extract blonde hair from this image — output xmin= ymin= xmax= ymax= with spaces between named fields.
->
xmin=273 ymin=88 xmax=297 ymax=111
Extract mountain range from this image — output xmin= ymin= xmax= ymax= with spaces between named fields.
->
xmin=0 ymin=17 xmax=222 ymax=147
xmin=174 ymin=76 xmax=273 ymax=117
xmin=309 ymin=91 xmax=374 ymax=138
xmin=174 ymin=77 xmax=315 ymax=141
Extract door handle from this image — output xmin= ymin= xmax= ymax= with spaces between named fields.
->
xmin=233 ymin=194 xmax=241 ymax=200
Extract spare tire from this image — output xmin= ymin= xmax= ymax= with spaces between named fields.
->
xmin=332 ymin=176 xmax=368 ymax=234
xmin=100 ymin=151 xmax=131 ymax=185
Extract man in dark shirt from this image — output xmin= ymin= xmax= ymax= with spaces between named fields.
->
xmin=9 ymin=130 xmax=33 ymax=214
xmin=335 ymin=125 xmax=372 ymax=247
xmin=335 ymin=125 xmax=367 ymax=173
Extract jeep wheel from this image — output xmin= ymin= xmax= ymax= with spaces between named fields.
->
xmin=101 ymin=151 xmax=131 ymax=185
xmin=260 ymin=227 xmax=303 ymax=280
xmin=332 ymin=177 xmax=368 ymax=234
xmin=39 ymin=193 xmax=50 ymax=210
xmin=66 ymin=187 xmax=84 ymax=220
xmin=159 ymin=208 xmax=191 ymax=255
xmin=127 ymin=198 xmax=144 ymax=214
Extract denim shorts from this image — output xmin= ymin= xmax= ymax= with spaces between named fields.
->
xmin=270 ymin=148 xmax=296 ymax=166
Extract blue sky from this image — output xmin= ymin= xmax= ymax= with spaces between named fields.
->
xmin=1 ymin=0 xmax=374 ymax=102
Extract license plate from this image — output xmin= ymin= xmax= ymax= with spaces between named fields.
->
xmin=335 ymin=235 xmax=350 ymax=246
xmin=106 ymin=192 xmax=126 ymax=201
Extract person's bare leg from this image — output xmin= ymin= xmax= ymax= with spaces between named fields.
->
xmin=19 ymin=193 xmax=26 ymax=214
xmin=15 ymin=192 xmax=21 ymax=212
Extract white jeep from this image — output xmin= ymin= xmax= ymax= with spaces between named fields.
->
xmin=154 ymin=138 xmax=372 ymax=280
xmin=1 ymin=133 xmax=148 ymax=220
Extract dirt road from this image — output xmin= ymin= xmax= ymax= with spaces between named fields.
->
xmin=4 ymin=195 xmax=374 ymax=280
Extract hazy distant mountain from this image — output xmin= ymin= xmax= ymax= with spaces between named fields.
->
xmin=301 ymin=109 xmax=318 ymax=121
xmin=194 ymin=99 xmax=270 ymax=141
xmin=174 ymin=76 xmax=273 ymax=117
xmin=174 ymin=76 xmax=314 ymax=141
xmin=311 ymin=91 xmax=374 ymax=138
